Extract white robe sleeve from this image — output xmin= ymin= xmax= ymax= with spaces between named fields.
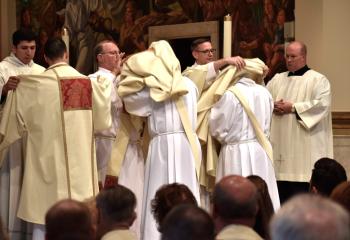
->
xmin=0 ymin=93 xmax=25 ymax=166
xmin=295 ymin=76 xmax=331 ymax=130
xmin=0 ymin=71 xmax=5 ymax=95
xmin=123 ymin=87 xmax=152 ymax=117
xmin=209 ymin=92 xmax=238 ymax=143
xmin=91 ymin=76 xmax=112 ymax=131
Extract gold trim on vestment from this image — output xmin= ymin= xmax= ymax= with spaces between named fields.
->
xmin=53 ymin=68 xmax=72 ymax=198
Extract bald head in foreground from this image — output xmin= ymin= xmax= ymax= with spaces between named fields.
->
xmin=270 ymin=194 xmax=350 ymax=240
xmin=213 ymin=175 xmax=263 ymax=240
xmin=45 ymin=199 xmax=94 ymax=240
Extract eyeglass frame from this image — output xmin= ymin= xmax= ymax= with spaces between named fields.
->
xmin=195 ymin=48 xmax=217 ymax=54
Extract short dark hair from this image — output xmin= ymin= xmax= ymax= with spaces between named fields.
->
xmin=310 ymin=158 xmax=347 ymax=196
xmin=213 ymin=179 xmax=258 ymax=220
xmin=151 ymin=183 xmax=197 ymax=229
xmin=96 ymin=185 xmax=136 ymax=223
xmin=45 ymin=199 xmax=93 ymax=240
xmin=44 ymin=38 xmax=67 ymax=61
xmin=190 ymin=38 xmax=211 ymax=52
xmin=161 ymin=204 xmax=215 ymax=240
xmin=12 ymin=29 xmax=36 ymax=46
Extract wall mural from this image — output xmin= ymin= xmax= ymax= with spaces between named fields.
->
xmin=16 ymin=0 xmax=294 ymax=80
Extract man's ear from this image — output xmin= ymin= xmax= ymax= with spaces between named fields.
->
xmin=311 ymin=185 xmax=318 ymax=194
xmin=128 ymin=211 xmax=137 ymax=227
xmin=192 ymin=51 xmax=198 ymax=60
xmin=96 ymin=54 xmax=103 ymax=63
xmin=63 ymin=52 xmax=69 ymax=62
xmin=12 ymin=45 xmax=16 ymax=53
xmin=44 ymin=55 xmax=50 ymax=65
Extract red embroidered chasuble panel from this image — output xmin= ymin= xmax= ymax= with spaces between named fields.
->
xmin=60 ymin=78 xmax=92 ymax=110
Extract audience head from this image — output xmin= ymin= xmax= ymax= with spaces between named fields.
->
xmin=331 ymin=181 xmax=350 ymax=214
xmin=248 ymin=175 xmax=274 ymax=240
xmin=95 ymin=185 xmax=136 ymax=239
xmin=11 ymin=29 xmax=37 ymax=64
xmin=94 ymin=40 xmax=121 ymax=72
xmin=83 ymin=197 xmax=98 ymax=236
xmin=310 ymin=157 xmax=347 ymax=196
xmin=191 ymin=38 xmax=215 ymax=65
xmin=151 ymin=183 xmax=197 ymax=229
xmin=213 ymin=175 xmax=258 ymax=232
xmin=45 ymin=199 xmax=94 ymax=240
xmin=270 ymin=193 xmax=350 ymax=240
xmin=44 ymin=37 xmax=67 ymax=64
xmin=161 ymin=204 xmax=215 ymax=240
xmin=285 ymin=41 xmax=307 ymax=72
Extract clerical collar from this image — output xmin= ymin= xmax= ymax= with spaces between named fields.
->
xmin=288 ymin=65 xmax=310 ymax=76
xmin=46 ymin=62 xmax=68 ymax=71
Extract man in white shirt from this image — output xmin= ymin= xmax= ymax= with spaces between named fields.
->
xmin=187 ymin=38 xmax=245 ymax=93
xmin=267 ymin=41 xmax=333 ymax=203
xmin=0 ymin=29 xmax=45 ymax=240
xmin=89 ymin=40 xmax=145 ymax=238
xmin=88 ymin=40 xmax=123 ymax=187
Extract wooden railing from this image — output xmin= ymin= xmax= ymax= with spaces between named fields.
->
xmin=332 ymin=112 xmax=350 ymax=135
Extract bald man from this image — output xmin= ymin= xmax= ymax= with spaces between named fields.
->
xmin=213 ymin=175 xmax=263 ymax=240
xmin=267 ymin=41 xmax=333 ymax=203
xmin=45 ymin=199 xmax=94 ymax=240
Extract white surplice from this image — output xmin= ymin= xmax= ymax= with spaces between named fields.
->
xmin=123 ymin=78 xmax=201 ymax=240
xmin=0 ymin=53 xmax=45 ymax=239
xmin=118 ymin=129 xmax=145 ymax=240
xmin=266 ymin=70 xmax=333 ymax=182
xmin=89 ymin=67 xmax=122 ymax=185
xmin=209 ymin=77 xmax=280 ymax=211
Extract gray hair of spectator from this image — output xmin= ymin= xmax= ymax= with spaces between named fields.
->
xmin=270 ymin=193 xmax=350 ymax=240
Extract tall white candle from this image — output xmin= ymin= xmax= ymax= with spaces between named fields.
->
xmin=223 ymin=15 xmax=232 ymax=58
xmin=62 ymin=28 xmax=69 ymax=60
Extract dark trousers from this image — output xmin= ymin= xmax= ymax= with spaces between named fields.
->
xmin=277 ymin=181 xmax=310 ymax=204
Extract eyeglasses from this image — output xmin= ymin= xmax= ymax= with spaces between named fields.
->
xmin=195 ymin=48 xmax=216 ymax=54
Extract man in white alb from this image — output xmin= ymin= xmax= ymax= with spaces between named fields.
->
xmin=118 ymin=40 xmax=201 ymax=240
xmin=209 ymin=60 xmax=280 ymax=210
xmin=184 ymin=38 xmax=245 ymax=94
xmin=0 ymin=29 xmax=45 ymax=240
xmin=89 ymin=40 xmax=144 ymax=239
xmin=88 ymin=40 xmax=123 ymax=187
xmin=267 ymin=41 xmax=333 ymax=203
